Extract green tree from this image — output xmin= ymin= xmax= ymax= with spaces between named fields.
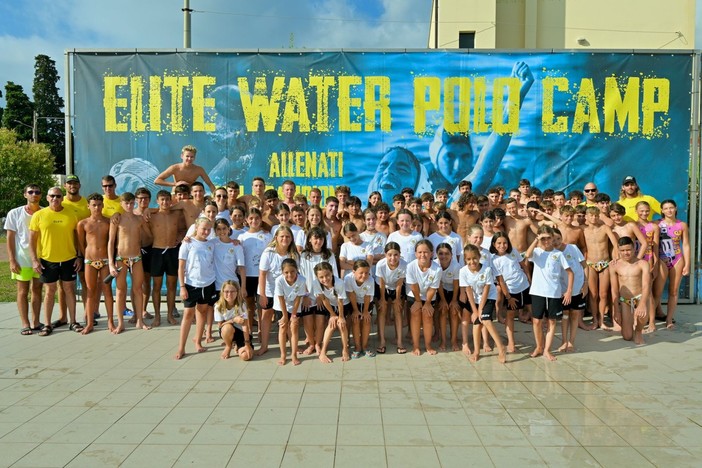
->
xmin=0 ymin=89 xmax=4 ymax=127
xmin=33 ymin=54 xmax=66 ymax=173
xmin=0 ymin=128 xmax=55 ymax=217
xmin=1 ymin=82 xmax=34 ymax=141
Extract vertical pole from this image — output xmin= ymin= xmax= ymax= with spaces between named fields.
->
xmin=691 ymin=52 xmax=701 ymax=303
xmin=183 ymin=0 xmax=192 ymax=48
xmin=64 ymin=51 xmax=73 ymax=176
xmin=434 ymin=0 xmax=439 ymax=49
xmin=32 ymin=111 xmax=38 ymax=143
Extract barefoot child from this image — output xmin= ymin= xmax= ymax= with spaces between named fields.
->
xmin=108 ymin=193 xmax=152 ymax=334
xmin=212 ymin=219 xmax=246 ymax=342
xmin=634 ymin=201 xmax=660 ymax=333
xmin=526 ymin=225 xmax=573 ymax=361
xmin=406 ymin=240 xmax=442 ymax=356
xmin=175 ymin=217 xmax=217 ymax=359
xmin=77 ymin=194 xmax=113 ymax=334
xmin=490 ymin=232 xmax=530 ymax=353
xmin=155 ymin=145 xmax=217 ymax=193
xmin=375 ymin=242 xmax=407 ymax=354
xmin=553 ymin=228 xmax=588 ymax=353
xmin=258 ymin=226 xmax=298 ymax=355
xmin=610 ymin=237 xmax=650 ymax=345
xmin=313 ymin=262 xmax=350 ymax=363
xmin=339 ymin=223 xmax=373 ymax=277
xmin=343 ymin=260 xmax=376 ymax=358
xmin=215 ymin=280 xmax=252 ymax=360
xmin=654 ymin=200 xmax=690 ymax=329
xmin=460 ymin=244 xmax=507 ymax=363
xmin=436 ymin=243 xmax=461 ymax=352
xmin=275 ymin=259 xmax=307 ymax=365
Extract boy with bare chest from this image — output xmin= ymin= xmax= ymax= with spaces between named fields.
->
xmin=108 ymin=193 xmax=152 ymax=334
xmin=610 ymin=236 xmax=649 ymax=344
xmin=154 ymin=145 xmax=216 ymax=193
xmin=456 ymin=193 xmax=480 ymax=242
xmin=149 ymin=191 xmax=186 ymax=326
xmin=503 ymin=198 xmax=538 ymax=254
xmin=77 ymin=193 xmax=113 ymax=334
xmin=324 ymin=196 xmax=343 ymax=254
xmin=582 ymin=206 xmax=619 ymax=330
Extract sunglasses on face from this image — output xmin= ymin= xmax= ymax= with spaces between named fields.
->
xmin=26 ymin=190 xmax=41 ymax=195
xmin=48 ymin=194 xmax=63 ymax=199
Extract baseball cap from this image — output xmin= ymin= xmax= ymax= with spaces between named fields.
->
xmin=622 ymin=176 xmax=637 ymax=185
xmin=66 ymin=175 xmax=80 ymax=183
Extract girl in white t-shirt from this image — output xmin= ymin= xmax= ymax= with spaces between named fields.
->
xmin=299 ymin=227 xmax=338 ymax=356
xmin=374 ymin=242 xmax=407 ymax=354
xmin=214 ymin=280 xmax=252 ymax=361
xmin=405 ymin=239 xmax=442 ymax=356
xmin=360 ymin=209 xmax=388 ymax=271
xmin=274 ymin=258 xmax=307 ymax=366
xmin=295 ymin=205 xmax=332 ymax=252
xmin=343 ymin=260 xmax=375 ymax=358
xmin=176 ymin=217 xmax=217 ymax=360
xmin=436 ymin=242 xmax=461 ymax=352
xmin=490 ymin=232 xmax=530 ymax=353
xmin=427 ymin=211 xmax=464 ymax=264
xmin=238 ymin=208 xmax=273 ymax=333
xmin=386 ymin=209 xmax=424 ymax=263
xmin=258 ymin=225 xmax=298 ymax=356
xmin=460 ymin=244 xmax=506 ymax=364
xmin=229 ymin=205 xmax=248 ymax=239
xmin=339 ymin=223 xmax=373 ymax=278
xmin=211 ymin=218 xmax=246 ymax=343
xmin=313 ymin=262 xmax=350 ymax=363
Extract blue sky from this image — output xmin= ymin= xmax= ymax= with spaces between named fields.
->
xmin=0 ymin=0 xmax=432 ymax=105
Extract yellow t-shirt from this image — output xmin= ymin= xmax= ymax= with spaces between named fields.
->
xmin=29 ymin=207 xmax=78 ymax=263
xmin=62 ymin=196 xmax=90 ymax=221
xmin=102 ymin=196 xmax=124 ymax=218
xmin=617 ymin=195 xmax=661 ymax=223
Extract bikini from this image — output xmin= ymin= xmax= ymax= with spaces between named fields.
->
xmin=659 ymin=219 xmax=684 ymax=269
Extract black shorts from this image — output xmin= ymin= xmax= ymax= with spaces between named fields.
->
xmin=441 ymin=289 xmax=455 ymax=303
xmin=531 ymin=295 xmax=563 ymax=320
xmin=504 ymin=289 xmax=531 ymax=310
xmin=40 ymin=258 xmax=77 ymax=284
xmin=563 ymin=293 xmax=586 ymax=311
xmin=141 ymin=245 xmax=153 ymax=274
xmin=407 ymin=296 xmax=437 ymax=309
xmin=183 ymin=282 xmax=217 ymax=307
xmin=314 ymin=305 xmax=332 ymax=318
xmin=300 ymin=305 xmax=316 ymax=317
xmin=478 ymin=299 xmax=496 ymax=323
xmin=245 ymin=276 xmax=259 ymax=299
xmin=262 ymin=296 xmax=274 ymax=310
xmin=218 ymin=323 xmax=250 ymax=348
xmin=150 ymin=246 xmax=179 ymax=277
xmin=343 ymin=302 xmax=373 ymax=318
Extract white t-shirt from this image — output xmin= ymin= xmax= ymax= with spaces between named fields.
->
xmin=214 ymin=303 xmax=249 ymax=330
xmin=360 ymin=231 xmax=387 ymax=257
xmin=481 ymin=235 xmax=494 ymax=251
xmin=273 ymin=274 xmax=307 ymax=312
xmin=492 ymin=250 xmax=530 ymax=294
xmin=528 ymin=248 xmax=571 ymax=298
xmin=374 ymin=257 xmax=407 ymax=290
xmin=560 ymin=244 xmax=585 ymax=294
xmin=259 ymin=248 xmax=293 ymax=297
xmin=339 ymin=241 xmax=372 ymax=265
xmin=295 ymin=229 xmax=333 ymax=250
xmin=386 ymin=230 xmax=424 ymax=263
xmin=459 ymin=262 xmax=498 ymax=304
xmin=4 ymin=206 xmax=33 ymax=267
xmin=311 ymin=277 xmax=347 ymax=312
xmin=178 ymin=238 xmax=216 ymax=287
xmin=213 ymin=239 xmax=245 ymax=290
xmin=186 ymin=223 xmax=216 ymax=240
xmin=239 ymin=230 xmax=273 ymax=277
xmin=439 ymin=259 xmax=461 ymax=292
xmin=427 ymin=231 xmax=464 ymax=263
xmin=271 ymin=224 xmax=302 ymax=239
xmin=299 ymin=252 xmax=338 ymax=307
xmin=405 ymin=260 xmax=442 ymax=300
xmin=343 ymin=272 xmax=374 ymax=305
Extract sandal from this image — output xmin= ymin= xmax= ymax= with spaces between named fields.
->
xmin=365 ymin=350 xmax=377 ymax=358
xmin=38 ymin=325 xmax=53 ymax=337
xmin=69 ymin=323 xmax=85 ymax=333
xmin=31 ymin=323 xmax=45 ymax=331
xmin=21 ymin=327 xmax=33 ymax=336
xmin=351 ymin=351 xmax=362 ymax=359
xmin=51 ymin=320 xmax=68 ymax=328
xmin=397 ymin=347 xmax=407 ymax=354
xmin=376 ymin=346 xmax=386 ymax=354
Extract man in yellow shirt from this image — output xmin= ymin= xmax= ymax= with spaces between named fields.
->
xmin=29 ymin=187 xmax=81 ymax=336
xmin=617 ymin=176 xmax=661 ymax=222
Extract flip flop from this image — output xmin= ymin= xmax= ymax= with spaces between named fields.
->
xmin=351 ymin=351 xmax=362 ymax=359
xmin=397 ymin=347 xmax=407 ymax=354
xmin=376 ymin=346 xmax=386 ymax=354
xmin=69 ymin=323 xmax=85 ymax=333
xmin=31 ymin=323 xmax=45 ymax=331
xmin=38 ymin=325 xmax=53 ymax=337
xmin=21 ymin=327 xmax=33 ymax=336
xmin=51 ymin=320 xmax=68 ymax=328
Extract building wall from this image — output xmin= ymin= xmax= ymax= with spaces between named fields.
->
xmin=429 ymin=0 xmax=695 ymax=49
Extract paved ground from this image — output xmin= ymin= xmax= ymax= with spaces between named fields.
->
xmin=0 ymin=301 xmax=701 ymax=467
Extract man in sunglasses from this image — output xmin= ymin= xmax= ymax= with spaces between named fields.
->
xmin=583 ymin=183 xmax=598 ymax=207
xmin=101 ymin=175 xmax=124 ymax=218
xmin=29 ymin=187 xmax=82 ymax=336
xmin=4 ymin=184 xmax=44 ymax=335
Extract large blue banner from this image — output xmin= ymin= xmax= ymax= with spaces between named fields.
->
xmin=72 ymin=50 xmax=693 ymax=216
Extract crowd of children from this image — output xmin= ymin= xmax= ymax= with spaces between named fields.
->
xmin=7 ymin=147 xmax=691 ymax=365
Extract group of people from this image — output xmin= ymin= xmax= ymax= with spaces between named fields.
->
xmin=4 ymin=145 xmax=691 ymax=365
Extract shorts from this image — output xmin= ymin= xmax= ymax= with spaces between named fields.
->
xmin=183 ymin=282 xmax=217 ymax=308
xmin=531 ymin=295 xmax=563 ymax=320
xmin=442 ymin=289 xmax=455 ymax=303
xmin=262 ymin=296 xmax=274 ymax=310
xmin=40 ymin=259 xmax=77 ymax=284
xmin=11 ymin=266 xmax=40 ymax=282
xmin=141 ymin=245 xmax=153 ymax=274
xmin=343 ymin=302 xmax=373 ymax=318
xmin=150 ymin=245 xmax=179 ymax=277
xmin=245 ymin=276 xmax=259 ymax=298
xmin=315 ymin=305 xmax=332 ymax=318
xmin=376 ymin=286 xmax=406 ymax=302
xmin=407 ymin=296 xmax=437 ymax=309
xmin=478 ymin=299 xmax=496 ymax=323
xmin=218 ymin=323 xmax=250 ymax=348
xmin=504 ymin=289 xmax=531 ymax=310
xmin=299 ymin=305 xmax=316 ymax=318
xmin=563 ymin=293 xmax=586 ymax=311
